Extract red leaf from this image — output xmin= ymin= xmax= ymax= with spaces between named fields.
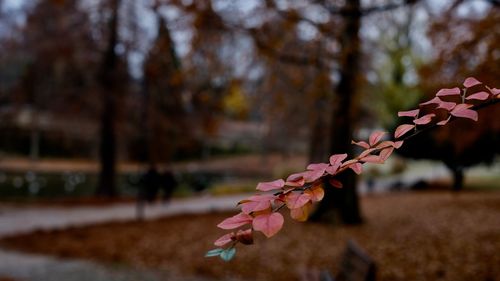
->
xmin=285 ymin=192 xmax=312 ymax=209
xmin=369 ymin=131 xmax=386 ymax=146
xmin=463 ymin=77 xmax=482 ymax=88
xmin=217 ymin=212 xmax=253 ymax=230
xmin=252 ymin=213 xmax=284 ymax=238
xmin=351 ymin=140 xmax=370 ymax=149
xmin=329 ymin=178 xmax=343 ymax=188
xmin=436 ymin=87 xmax=460 ymax=96
xmin=256 ymin=179 xmax=285 ymax=191
xmin=413 ymin=114 xmax=435 ymax=125
xmin=465 ymin=91 xmax=489 ymax=101
xmin=450 ymin=104 xmax=478 ymax=121
xmin=394 ymin=124 xmax=415 ymax=138
xmin=398 ymin=109 xmax=419 ymax=117
xmin=214 ymin=232 xmax=235 ymax=246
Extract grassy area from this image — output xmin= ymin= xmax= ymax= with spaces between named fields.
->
xmin=1 ymin=191 xmax=499 ymax=281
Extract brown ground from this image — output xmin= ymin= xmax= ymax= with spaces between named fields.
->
xmin=1 ymin=191 xmax=499 ymax=281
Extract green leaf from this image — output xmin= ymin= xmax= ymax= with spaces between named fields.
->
xmin=220 ymin=248 xmax=236 ymax=261
xmin=205 ymin=248 xmax=224 ymax=257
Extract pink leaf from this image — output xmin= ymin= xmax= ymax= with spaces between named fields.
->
xmin=436 ymin=87 xmax=460 ymax=97
xmin=301 ymin=169 xmax=324 ymax=183
xmin=486 ymin=86 xmax=499 ymax=96
xmin=248 ymin=194 xmax=276 ymax=202
xmin=375 ymin=141 xmax=403 ymax=149
xmin=214 ymin=232 xmax=234 ymax=246
xmin=465 ymin=91 xmax=489 ymax=101
xmin=463 ymin=77 xmax=482 ymax=88
xmin=306 ymin=163 xmax=329 ymax=171
xmin=394 ymin=141 xmax=404 ymax=149
xmin=285 ymin=192 xmax=312 ymax=209
xmin=256 ymin=179 xmax=285 ymax=191
xmin=436 ymin=100 xmax=456 ymax=111
xmin=360 ymin=155 xmax=383 ymax=164
xmin=349 ymin=163 xmax=363 ymax=174
xmin=325 ymin=164 xmax=341 ymax=175
xmin=413 ymin=114 xmax=435 ymax=125
xmin=329 ymin=154 xmax=348 ymax=166
xmin=217 ymin=212 xmax=253 ymax=230
xmin=285 ymin=173 xmax=306 ymax=187
xmin=252 ymin=213 xmax=284 ymax=238
xmin=380 ymin=147 xmax=394 ymax=161
xmin=398 ymin=109 xmax=420 ymax=117
xmin=241 ymin=200 xmax=271 ymax=214
xmin=359 ymin=148 xmax=377 ymax=158
xmin=394 ymin=124 xmax=415 ymax=139
xmin=369 ymin=131 xmax=386 ymax=146
xmin=420 ymin=97 xmax=441 ymax=106
xmin=437 ymin=116 xmax=451 ymax=126
xmin=329 ymin=178 xmax=343 ymax=188
xmin=351 ymin=140 xmax=370 ymax=149
xmin=450 ymin=104 xmax=478 ymax=121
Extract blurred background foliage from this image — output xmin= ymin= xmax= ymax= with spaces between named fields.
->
xmin=0 ymin=0 xmax=498 ymax=206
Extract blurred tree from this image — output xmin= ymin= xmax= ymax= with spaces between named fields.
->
xmin=309 ymin=0 xmax=364 ymax=224
xmin=232 ymin=0 xmax=419 ymax=224
xmin=95 ymin=0 xmax=130 ymax=197
xmin=397 ymin=5 xmax=500 ymax=191
xmin=8 ymin=0 xmax=100 ymax=160
xmin=142 ymin=9 xmax=187 ymax=165
xmin=184 ymin=1 xmax=239 ymax=158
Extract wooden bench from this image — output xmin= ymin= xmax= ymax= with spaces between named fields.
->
xmin=301 ymin=240 xmax=376 ymax=281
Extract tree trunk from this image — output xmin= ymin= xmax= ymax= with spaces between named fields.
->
xmin=310 ymin=0 xmax=363 ymax=225
xmin=96 ymin=0 xmax=120 ymax=197
xmin=452 ymin=166 xmax=464 ymax=192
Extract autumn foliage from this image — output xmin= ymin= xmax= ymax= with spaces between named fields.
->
xmin=206 ymin=78 xmax=499 ymax=261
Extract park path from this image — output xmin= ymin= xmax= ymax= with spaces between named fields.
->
xmin=0 ymin=194 xmax=245 ymax=237
xmin=0 ymin=194 xmax=246 ymax=281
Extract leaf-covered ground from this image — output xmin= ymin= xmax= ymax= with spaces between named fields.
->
xmin=1 ymin=191 xmax=499 ymax=281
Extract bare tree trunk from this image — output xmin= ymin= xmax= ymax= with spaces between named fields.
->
xmin=310 ymin=0 xmax=363 ymax=225
xmin=96 ymin=0 xmax=120 ymax=197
